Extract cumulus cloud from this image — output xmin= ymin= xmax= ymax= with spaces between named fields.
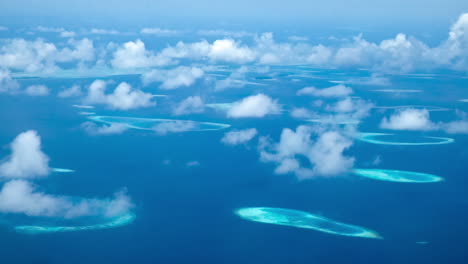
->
xmin=443 ymin=120 xmax=468 ymax=134
xmin=3 ymin=13 xmax=468 ymax=74
xmin=0 ymin=69 xmax=20 ymax=94
xmin=152 ymin=120 xmax=196 ymax=135
xmin=327 ymin=97 xmax=372 ymax=114
xmin=297 ymin=84 xmax=353 ymax=97
xmin=154 ymin=38 xmax=256 ymax=64
xmin=58 ymin=84 xmax=82 ymax=98
xmin=111 ymin=39 xmax=171 ymax=69
xmin=292 ymin=96 xmax=372 ymax=124
xmin=214 ymin=66 xmax=249 ymax=91
xmin=227 ymin=94 xmax=281 ymax=118
xmin=380 ymin=108 xmax=437 ymax=131
xmin=290 ymin=107 xmax=317 ymax=119
xmin=0 ymin=130 xmax=50 ymax=178
xmin=208 ymin=39 xmax=256 ymax=63
xmin=0 ymin=38 xmax=95 ymax=72
xmin=24 ymin=85 xmax=49 ymax=96
xmin=172 ymin=96 xmax=205 ymax=115
xmin=142 ymin=66 xmax=204 ymax=89
xmin=81 ymin=122 xmax=128 ymax=135
xmin=84 ymin=80 xmax=155 ymax=110
xmin=0 ymin=180 xmax=133 ymax=218
xmin=36 ymin=26 xmax=76 ymax=38
xmin=380 ymin=108 xmax=468 ymax=134
xmin=152 ymin=14 xmax=468 ymax=71
xmin=259 ymin=125 xmax=354 ymax=179
xmin=221 ymin=128 xmax=258 ymax=145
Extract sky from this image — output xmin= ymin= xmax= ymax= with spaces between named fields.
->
xmin=2 ymin=0 xmax=468 ymax=28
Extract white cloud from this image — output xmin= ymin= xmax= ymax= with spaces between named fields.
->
xmin=2 ymin=13 xmax=468 ymax=75
xmin=0 ymin=130 xmax=50 ymax=178
xmin=152 ymin=120 xmax=196 ymax=135
xmin=221 ymin=128 xmax=258 ymax=145
xmin=290 ymin=107 xmax=316 ymax=119
xmin=297 ymin=84 xmax=353 ymax=97
xmin=214 ymin=66 xmax=248 ymax=91
xmin=36 ymin=26 xmax=64 ymax=33
xmin=90 ymin=28 xmax=119 ymax=35
xmin=208 ymin=39 xmax=256 ymax=63
xmin=142 ymin=66 xmax=204 ymax=89
xmin=58 ymin=84 xmax=82 ymax=98
xmin=0 ymin=38 xmax=95 ymax=72
xmin=60 ymin=31 xmax=76 ymax=38
xmin=380 ymin=108 xmax=468 ymax=134
xmin=25 ymin=85 xmax=49 ymax=96
xmin=0 ymin=180 xmax=133 ymax=218
xmin=443 ymin=120 xmax=468 ymax=134
xmin=81 ymin=122 xmax=128 ymax=135
xmin=0 ymin=69 xmax=20 ymax=94
xmin=140 ymin=28 xmax=177 ymax=35
xmin=36 ymin=26 xmax=76 ymax=38
xmin=111 ymin=39 xmax=171 ymax=69
xmin=259 ymin=125 xmax=354 ymax=179
xmin=227 ymin=94 xmax=281 ymax=118
xmin=155 ymin=38 xmax=256 ymax=64
xmin=326 ymin=97 xmax=374 ymax=120
xmin=173 ymin=96 xmax=205 ymax=115
xmin=84 ymin=80 xmax=155 ymax=110
xmin=380 ymin=108 xmax=437 ymax=131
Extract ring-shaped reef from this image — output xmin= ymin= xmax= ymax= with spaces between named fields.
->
xmin=236 ymin=207 xmax=382 ymax=239
xmin=357 ymin=133 xmax=454 ymax=146
xmin=352 ymin=169 xmax=443 ymax=183
xmin=14 ymin=212 xmax=136 ymax=234
xmin=87 ymin=115 xmax=230 ymax=131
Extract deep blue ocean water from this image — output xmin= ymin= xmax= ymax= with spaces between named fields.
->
xmin=1 ymin=63 xmax=468 ymax=263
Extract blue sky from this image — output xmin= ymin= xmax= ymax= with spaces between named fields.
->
xmin=2 ymin=0 xmax=468 ymax=27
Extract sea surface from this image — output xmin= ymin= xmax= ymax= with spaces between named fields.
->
xmin=1 ymin=54 xmax=468 ymax=263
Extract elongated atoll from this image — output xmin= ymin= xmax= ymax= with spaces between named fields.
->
xmin=87 ymin=115 xmax=230 ymax=132
xmin=78 ymin=111 xmax=96 ymax=115
xmin=15 ymin=213 xmax=136 ymax=234
xmin=235 ymin=207 xmax=382 ymax=239
xmin=357 ymin=133 xmax=454 ymax=146
xmin=352 ymin=169 xmax=443 ymax=183
xmin=72 ymin=104 xmax=95 ymax=109
xmin=51 ymin=168 xmax=75 ymax=173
